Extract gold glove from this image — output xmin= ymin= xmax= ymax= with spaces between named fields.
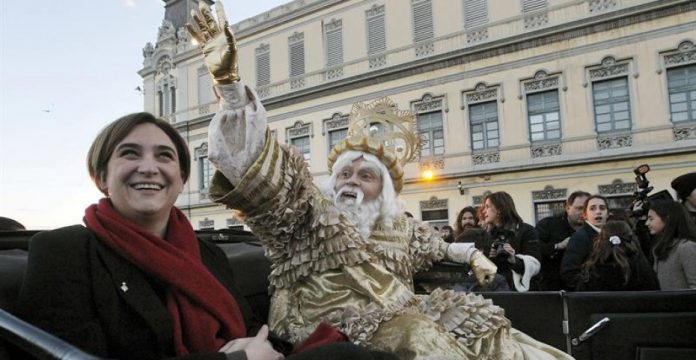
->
xmin=187 ymin=1 xmax=239 ymax=84
xmin=470 ymin=250 xmax=497 ymax=286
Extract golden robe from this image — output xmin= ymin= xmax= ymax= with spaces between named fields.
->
xmin=210 ymin=130 xmax=572 ymax=360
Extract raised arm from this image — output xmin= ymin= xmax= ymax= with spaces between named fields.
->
xmin=188 ymin=1 xmax=266 ymax=185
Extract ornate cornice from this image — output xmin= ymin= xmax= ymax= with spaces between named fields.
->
xmin=598 ymin=179 xmax=637 ymax=195
xmin=420 ymin=196 xmax=448 ymax=210
xmin=532 ymin=185 xmax=567 ymax=201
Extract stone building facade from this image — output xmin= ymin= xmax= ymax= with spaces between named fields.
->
xmin=139 ymin=0 xmax=696 ymax=230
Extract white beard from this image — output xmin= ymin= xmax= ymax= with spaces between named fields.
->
xmin=334 ymin=186 xmax=382 ymax=239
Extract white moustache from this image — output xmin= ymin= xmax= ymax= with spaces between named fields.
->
xmin=335 ymin=186 xmax=365 ymax=206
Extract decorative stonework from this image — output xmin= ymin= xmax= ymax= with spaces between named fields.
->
xmin=415 ymin=42 xmax=435 ymax=57
xmin=532 ymin=185 xmax=567 ymax=201
xmin=589 ymin=0 xmax=616 ymax=13
xmin=466 ymin=29 xmax=488 ymax=44
xmin=325 ymin=18 xmax=342 ymax=31
xmin=289 ymin=31 xmax=304 ymax=43
xmin=286 ymin=121 xmax=313 ymax=143
xmin=322 ymin=113 xmax=349 ymax=135
xmin=158 ymin=19 xmax=176 ymax=41
xmin=419 ymin=158 xmax=445 ymax=170
xmin=472 ymin=191 xmax=492 ymax=206
xmin=198 ymin=218 xmax=214 ymax=230
xmin=326 ymin=67 xmax=344 ymax=80
xmin=663 ymin=41 xmax=696 ymax=67
xmin=523 ymin=71 xmax=559 ymax=93
xmin=584 ymin=56 xmax=631 ymax=87
xmin=257 ymin=88 xmax=270 ymax=99
xmin=420 ymin=196 xmax=448 ymax=210
xmin=142 ymin=42 xmax=155 ymax=58
xmin=531 ymin=143 xmax=562 ymax=158
xmin=290 ymin=79 xmax=305 ymax=90
xmin=157 ymin=55 xmax=173 ymax=75
xmin=598 ymin=179 xmax=637 ymax=195
xmin=198 ymin=104 xmax=210 ymax=116
xmin=524 ymin=13 xmax=548 ymax=30
xmin=472 ymin=151 xmax=500 ymax=165
xmin=369 ymin=55 xmax=386 ymax=69
xmin=255 ymin=43 xmax=270 ymax=55
xmin=195 ymin=142 xmax=208 ymax=158
xmin=367 ymin=4 xmax=385 ymax=17
xmin=462 ymin=83 xmax=500 ymax=109
xmin=412 ymin=94 xmax=443 ymax=113
xmin=597 ymin=134 xmax=632 ymax=149
xmin=674 ymin=124 xmax=696 ymax=141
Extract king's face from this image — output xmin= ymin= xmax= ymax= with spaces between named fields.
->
xmin=334 ymin=157 xmax=383 ymax=203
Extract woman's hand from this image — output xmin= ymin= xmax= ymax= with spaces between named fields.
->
xmin=502 ymin=243 xmax=516 ymax=263
xmin=219 ymin=325 xmax=284 ymax=360
xmin=187 ymin=1 xmax=240 ymax=84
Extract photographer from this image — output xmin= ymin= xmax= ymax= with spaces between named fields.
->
xmin=482 ymin=192 xmax=541 ymax=291
xmin=671 ymin=172 xmax=696 ymax=223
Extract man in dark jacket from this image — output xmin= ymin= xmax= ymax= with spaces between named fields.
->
xmin=671 ymin=172 xmax=696 ymax=223
xmin=536 ymin=191 xmax=590 ymax=290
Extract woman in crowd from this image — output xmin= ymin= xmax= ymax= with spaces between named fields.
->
xmin=560 ymin=195 xmax=609 ymax=290
xmin=645 ymin=201 xmax=696 ymax=289
xmin=16 ymin=113 xmax=393 ymax=360
xmin=482 ymin=191 xmax=541 ymax=291
xmin=577 ymin=220 xmax=659 ymax=291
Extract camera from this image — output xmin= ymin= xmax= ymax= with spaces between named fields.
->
xmin=490 ymin=229 xmax=514 ymax=260
xmin=630 ymin=164 xmax=653 ymax=217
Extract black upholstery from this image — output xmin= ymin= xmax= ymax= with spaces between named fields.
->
xmin=635 ymin=347 xmax=696 ymax=360
xmin=478 ymin=291 xmax=567 ymax=351
xmin=0 ymin=249 xmax=28 ymax=313
xmin=564 ymin=291 xmax=696 ymax=360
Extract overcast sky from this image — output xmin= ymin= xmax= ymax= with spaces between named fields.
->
xmin=0 ymin=0 xmax=291 ymax=229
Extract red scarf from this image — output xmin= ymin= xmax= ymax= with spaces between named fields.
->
xmin=84 ymin=198 xmax=246 ymax=355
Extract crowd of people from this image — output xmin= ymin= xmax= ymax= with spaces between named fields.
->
xmin=439 ymin=173 xmax=696 ymax=292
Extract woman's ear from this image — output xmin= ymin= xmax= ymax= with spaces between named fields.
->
xmin=98 ymin=173 xmax=108 ymax=193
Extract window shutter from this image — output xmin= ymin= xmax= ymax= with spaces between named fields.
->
xmin=289 ymin=33 xmax=305 ymax=77
xmin=464 ymin=0 xmax=488 ymax=29
xmin=255 ymin=45 xmax=270 ymax=87
xmin=522 ymin=0 xmax=548 ymax=13
xmin=324 ymin=20 xmax=343 ymax=66
xmin=366 ymin=6 xmax=386 ymax=55
xmin=412 ymin=0 xmax=434 ymax=42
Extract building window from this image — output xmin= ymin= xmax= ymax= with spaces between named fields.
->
xmin=667 ymin=64 xmax=696 ymax=123
xmin=420 ymin=197 xmax=449 ymax=230
xmin=324 ymin=113 xmax=349 ymax=154
xmin=289 ymin=32 xmax=305 ymax=77
xmin=366 ymin=5 xmax=386 ymax=55
xmin=469 ymin=101 xmax=499 ymax=150
xmin=291 ymin=136 xmax=311 ymax=163
xmin=522 ymin=0 xmax=547 ymax=12
xmin=197 ymin=66 xmax=213 ymax=105
xmin=287 ymin=121 xmax=312 ymax=164
xmin=324 ymin=19 xmax=343 ymax=67
xmin=527 ymin=90 xmax=561 ymax=142
xmin=255 ymin=44 xmax=270 ymax=88
xmin=195 ymin=143 xmax=212 ymax=195
xmin=592 ymin=77 xmax=631 ymax=133
xmin=463 ymin=0 xmax=488 ymax=29
xmin=533 ymin=201 xmax=565 ymax=223
xmin=328 ymin=128 xmax=347 ymax=154
xmin=412 ymin=0 xmax=434 ymax=42
xmin=418 ymin=111 xmax=444 ymax=157
xmin=198 ymin=218 xmax=214 ymax=230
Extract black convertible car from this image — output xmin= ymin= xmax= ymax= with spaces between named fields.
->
xmin=1 ymin=229 xmax=694 ymax=360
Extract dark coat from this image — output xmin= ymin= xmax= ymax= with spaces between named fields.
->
xmin=576 ymin=252 xmax=660 ymax=291
xmin=16 ymin=225 xmax=273 ymax=360
xmin=489 ymin=222 xmax=541 ymax=291
xmin=560 ymin=223 xmax=598 ymax=290
xmin=535 ymin=213 xmax=577 ymax=291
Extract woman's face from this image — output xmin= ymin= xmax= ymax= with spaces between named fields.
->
xmin=483 ymin=198 xmax=499 ymax=226
xmin=584 ymin=198 xmax=608 ymax=227
xmin=645 ymin=209 xmax=666 ymax=235
xmin=102 ymin=123 xmax=184 ymax=225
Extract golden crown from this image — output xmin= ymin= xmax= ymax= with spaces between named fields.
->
xmin=327 ymin=97 xmax=421 ymax=193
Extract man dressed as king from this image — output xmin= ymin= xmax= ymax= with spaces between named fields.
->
xmin=188 ymin=3 xmax=573 ymax=359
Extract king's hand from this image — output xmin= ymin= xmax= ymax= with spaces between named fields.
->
xmin=187 ymin=1 xmax=240 ymax=84
xmin=470 ymin=250 xmax=497 ymax=286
